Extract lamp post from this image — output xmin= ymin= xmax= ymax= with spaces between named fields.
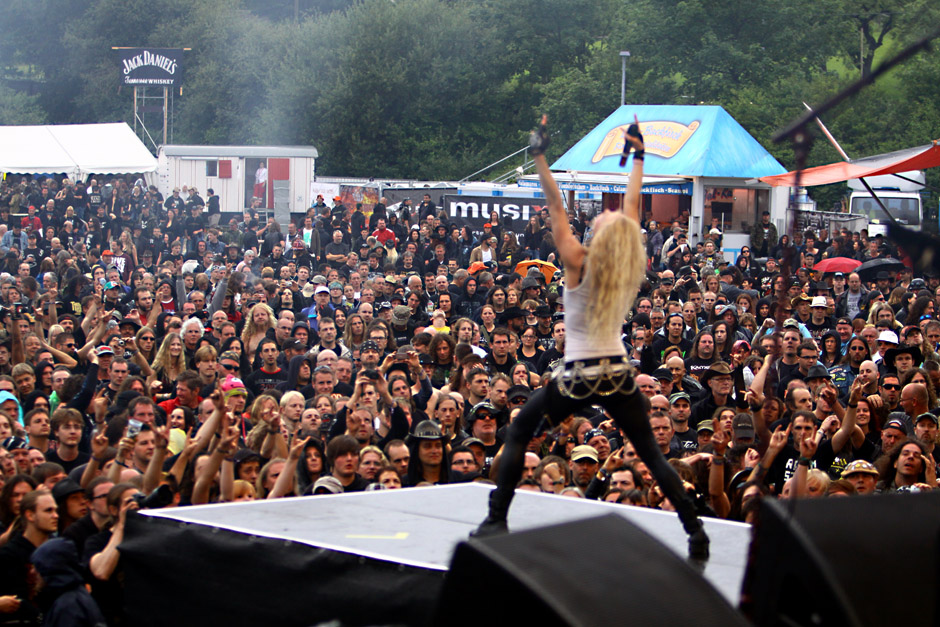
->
xmin=620 ymin=51 xmax=631 ymax=105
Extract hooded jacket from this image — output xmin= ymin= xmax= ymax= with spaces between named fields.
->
xmin=31 ymin=538 xmax=106 ymax=626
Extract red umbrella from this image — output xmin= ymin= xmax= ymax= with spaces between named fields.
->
xmin=813 ymin=257 xmax=862 ymax=274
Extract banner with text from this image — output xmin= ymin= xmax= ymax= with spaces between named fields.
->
xmin=443 ymin=194 xmax=546 ymax=239
xmin=116 ymin=48 xmax=184 ymax=86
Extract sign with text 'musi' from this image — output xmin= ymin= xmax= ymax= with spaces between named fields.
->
xmin=116 ymin=48 xmax=184 ymax=86
xmin=443 ymin=195 xmax=546 ymax=239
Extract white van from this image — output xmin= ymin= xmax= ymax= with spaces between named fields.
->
xmin=848 ymin=171 xmax=925 ymax=236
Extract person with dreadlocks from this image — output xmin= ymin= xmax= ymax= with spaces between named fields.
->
xmin=473 ymin=116 xmax=710 ymax=558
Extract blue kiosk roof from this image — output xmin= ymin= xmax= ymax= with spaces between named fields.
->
xmin=550 ymin=105 xmax=786 ymax=179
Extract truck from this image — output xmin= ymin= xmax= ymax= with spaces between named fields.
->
xmin=848 ymin=170 xmax=925 ymax=236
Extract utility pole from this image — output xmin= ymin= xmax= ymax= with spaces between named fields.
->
xmin=620 ymin=51 xmax=631 ymax=105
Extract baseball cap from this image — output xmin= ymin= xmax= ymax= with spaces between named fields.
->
xmin=696 ymin=420 xmax=715 ymax=433
xmin=651 ymin=367 xmax=672 ymax=383
xmin=312 ymin=476 xmax=344 ymax=494
xmin=811 ymin=296 xmax=828 ymax=308
xmin=883 ymin=418 xmax=908 ymax=434
xmin=669 ymin=391 xmax=691 ymax=405
xmin=915 ymin=412 xmax=939 ymax=426
xmin=877 ymin=330 xmax=899 ymax=345
xmin=582 ymin=429 xmax=606 ymax=445
xmin=732 ymin=414 xmax=755 ymax=439
xmin=506 ymin=385 xmax=531 ymax=404
xmin=95 ymin=345 xmax=114 ymax=356
xmin=570 ymin=445 xmax=599 ymax=463
xmin=328 ymin=281 xmax=343 ymax=290
xmin=377 ymin=301 xmax=393 ymax=311
xmin=391 ymin=305 xmax=411 ymax=325
xmin=104 ymin=281 xmax=120 ymax=290
xmin=314 ymin=285 xmax=330 ymax=295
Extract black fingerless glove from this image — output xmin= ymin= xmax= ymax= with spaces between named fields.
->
xmin=620 ymin=123 xmax=645 ymax=166
xmin=529 ymin=116 xmax=550 ymax=156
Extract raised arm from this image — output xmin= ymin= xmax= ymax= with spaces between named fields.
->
xmin=621 ymin=117 xmax=645 ymax=224
xmin=531 ymin=116 xmax=584 ymax=273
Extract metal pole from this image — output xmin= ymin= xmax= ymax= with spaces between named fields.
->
xmin=163 ymin=87 xmax=168 ymax=146
xmin=619 ymin=51 xmax=630 ymax=106
xmin=133 ymin=86 xmax=138 ymax=136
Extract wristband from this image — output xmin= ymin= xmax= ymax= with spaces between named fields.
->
xmin=847 ymin=403 xmax=858 ymax=408
xmin=596 ymin=469 xmax=610 ymax=481
xmin=552 ymin=479 xmax=564 ymax=485
xmin=116 ymin=461 xmax=128 ymax=468
xmin=712 ymin=456 xmax=725 ymax=465
xmin=797 ymin=457 xmax=811 ymax=467
xmin=92 ymin=456 xmax=106 ymax=463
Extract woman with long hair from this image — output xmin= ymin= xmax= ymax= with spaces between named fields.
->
xmin=820 ymin=331 xmax=842 ymax=369
xmin=149 ymin=332 xmax=186 ymax=390
xmin=474 ymin=117 xmax=708 ymax=557
xmin=241 ymin=302 xmax=276 ymax=364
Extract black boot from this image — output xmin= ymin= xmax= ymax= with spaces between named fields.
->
xmin=687 ymin=523 xmax=710 ymax=560
xmin=471 ymin=488 xmax=512 ymax=537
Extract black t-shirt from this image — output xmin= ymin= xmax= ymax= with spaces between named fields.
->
xmin=765 ymin=444 xmax=802 ymax=494
xmin=45 ymin=448 xmax=91 ymax=474
xmin=814 ymin=436 xmax=877 ymax=480
xmin=324 ymin=241 xmax=350 ymax=258
xmin=536 ymin=348 xmax=564 ymax=375
xmin=806 ymin=317 xmax=835 ymax=342
xmin=244 ymin=367 xmax=287 ymax=396
xmin=684 ymin=356 xmax=714 ymax=381
xmin=652 ymin=335 xmax=692 ymax=361
xmin=674 ymin=427 xmax=698 ymax=453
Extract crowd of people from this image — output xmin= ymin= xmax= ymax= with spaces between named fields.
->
xmin=0 ymin=164 xmax=936 ymax=623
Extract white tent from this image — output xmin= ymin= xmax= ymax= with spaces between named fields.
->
xmin=0 ymin=122 xmax=157 ymax=180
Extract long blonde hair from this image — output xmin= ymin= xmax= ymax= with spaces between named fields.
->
xmin=152 ymin=332 xmax=186 ymax=376
xmin=585 ymin=213 xmax=645 ymax=342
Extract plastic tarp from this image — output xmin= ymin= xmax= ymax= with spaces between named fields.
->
xmin=0 ymin=122 xmax=157 ymax=178
xmin=550 ymin=104 xmax=786 ymax=179
xmin=760 ymin=141 xmax=940 ymax=187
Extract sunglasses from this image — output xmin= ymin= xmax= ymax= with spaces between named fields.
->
xmin=220 ymin=363 xmax=239 ymax=371
xmin=140 ymin=337 xmax=155 ymax=342
xmin=882 ymin=384 xmax=901 ymax=390
xmin=476 ymin=414 xmax=495 ymax=421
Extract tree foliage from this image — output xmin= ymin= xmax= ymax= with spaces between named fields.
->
xmin=0 ymin=0 xmax=937 ymax=188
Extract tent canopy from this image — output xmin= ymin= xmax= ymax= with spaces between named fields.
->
xmin=551 ymin=105 xmax=786 ymax=179
xmin=0 ymin=122 xmax=157 ymax=179
xmin=760 ymin=141 xmax=940 ymax=187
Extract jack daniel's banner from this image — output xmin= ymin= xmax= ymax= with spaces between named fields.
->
xmin=116 ymin=48 xmax=184 ymax=86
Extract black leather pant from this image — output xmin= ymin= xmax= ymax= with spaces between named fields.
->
xmin=485 ymin=370 xmax=703 ymax=536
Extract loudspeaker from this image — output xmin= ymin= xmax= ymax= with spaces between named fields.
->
xmin=742 ymin=491 xmax=940 ymax=627
xmin=433 ymin=514 xmax=746 ymax=627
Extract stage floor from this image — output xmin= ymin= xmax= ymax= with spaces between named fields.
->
xmin=144 ymin=483 xmax=751 ymax=604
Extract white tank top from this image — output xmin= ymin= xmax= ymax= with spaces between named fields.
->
xmin=564 ymin=263 xmax=628 ymax=362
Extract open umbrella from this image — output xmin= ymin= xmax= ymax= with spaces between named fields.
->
xmin=813 ymin=257 xmax=862 ymax=274
xmin=855 ymin=257 xmax=907 ymax=281
xmin=514 ymin=260 xmax=560 ymax=283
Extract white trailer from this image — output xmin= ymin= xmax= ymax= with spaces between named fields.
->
xmin=155 ymin=145 xmax=318 ymax=223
